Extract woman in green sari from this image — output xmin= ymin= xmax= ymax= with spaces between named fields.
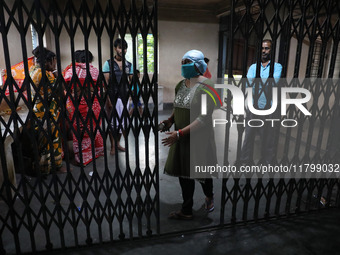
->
xmin=161 ymin=50 xmax=217 ymax=220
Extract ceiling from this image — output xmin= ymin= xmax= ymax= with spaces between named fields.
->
xmin=18 ymin=0 xmax=233 ymax=24
xmin=157 ymin=0 xmax=231 ymax=23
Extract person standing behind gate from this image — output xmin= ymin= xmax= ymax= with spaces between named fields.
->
xmin=160 ymin=50 xmax=217 ymax=220
xmin=129 ymin=69 xmax=143 ymax=117
xmin=239 ymin=39 xmax=282 ymax=165
xmin=63 ymin=50 xmax=104 ymax=166
xmin=103 ymin=38 xmax=133 ymax=155
xmin=30 ymin=47 xmax=65 ymax=174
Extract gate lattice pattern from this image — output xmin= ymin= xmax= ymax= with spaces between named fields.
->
xmin=219 ymin=0 xmax=340 ymax=224
xmin=1 ymin=0 xmax=340 ymax=254
xmin=0 ymin=0 xmax=158 ymax=254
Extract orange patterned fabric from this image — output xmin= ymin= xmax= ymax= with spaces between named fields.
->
xmin=3 ymin=57 xmax=34 ymax=97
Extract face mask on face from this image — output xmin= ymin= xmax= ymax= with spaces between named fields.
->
xmin=181 ymin=62 xmax=200 ymax=79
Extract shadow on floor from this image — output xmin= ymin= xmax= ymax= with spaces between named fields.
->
xmin=47 ymin=208 xmax=340 ymax=255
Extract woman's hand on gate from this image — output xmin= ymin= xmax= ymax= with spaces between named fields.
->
xmin=161 ymin=131 xmax=178 ymax=147
xmin=159 ymin=119 xmax=172 ymax=132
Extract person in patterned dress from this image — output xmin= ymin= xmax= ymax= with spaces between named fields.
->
xmin=63 ymin=50 xmax=104 ymax=166
xmin=30 ymin=47 xmax=64 ymax=174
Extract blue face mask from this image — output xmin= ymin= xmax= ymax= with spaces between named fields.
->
xmin=181 ymin=63 xmax=200 ymax=79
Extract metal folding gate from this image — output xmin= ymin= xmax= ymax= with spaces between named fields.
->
xmin=0 ymin=0 xmax=340 ymax=254
xmin=0 ymin=0 xmax=159 ymax=254
xmin=218 ymin=0 xmax=340 ymax=225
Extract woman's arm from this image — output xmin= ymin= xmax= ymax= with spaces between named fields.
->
xmin=161 ymin=119 xmax=202 ymax=147
xmin=162 ymin=80 xmax=216 ymax=147
xmin=159 ymin=111 xmax=174 ymax=132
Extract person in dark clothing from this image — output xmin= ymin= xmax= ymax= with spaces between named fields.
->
xmin=103 ymin=38 xmax=133 ymax=155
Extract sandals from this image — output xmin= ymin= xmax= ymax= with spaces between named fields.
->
xmin=205 ymin=197 xmax=214 ymax=212
xmin=168 ymin=196 xmax=214 ymax=220
xmin=168 ymin=211 xmax=193 ymax=220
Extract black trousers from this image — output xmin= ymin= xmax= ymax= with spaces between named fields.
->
xmin=240 ymin=111 xmax=280 ymax=164
xmin=179 ymin=177 xmax=213 ymax=215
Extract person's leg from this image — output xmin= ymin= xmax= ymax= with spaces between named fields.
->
xmin=137 ymin=100 xmax=143 ymax=116
xmin=138 ymin=106 xmax=143 ymax=116
xmin=117 ymin=133 xmax=125 ymax=151
xmin=240 ymin=112 xmax=257 ymax=163
xmin=92 ymin=99 xmax=104 ymax=158
xmin=110 ymin=133 xmax=125 ymax=154
xmin=262 ymin=111 xmax=280 ymax=164
xmin=115 ymin=98 xmax=126 ymax=152
xmin=109 ymin=122 xmax=115 ymax=155
xmin=129 ymin=107 xmax=134 ymax=116
xmin=128 ymin=98 xmax=134 ymax=116
xmin=179 ymin=177 xmax=195 ymax=215
xmin=105 ymin=98 xmax=116 ymax=155
xmin=200 ymin=179 xmax=214 ymax=212
xmin=119 ymin=98 xmax=131 ymax=151
xmin=200 ymin=178 xmax=213 ymax=198
xmin=109 ymin=135 xmax=124 ymax=154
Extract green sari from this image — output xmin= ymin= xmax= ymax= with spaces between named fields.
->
xmin=164 ymin=79 xmax=217 ymax=178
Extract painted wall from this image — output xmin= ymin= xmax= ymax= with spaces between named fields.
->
xmin=158 ymin=20 xmax=219 ymax=103
xmin=56 ymin=27 xmax=111 ymax=70
xmin=286 ymin=37 xmax=309 ymax=79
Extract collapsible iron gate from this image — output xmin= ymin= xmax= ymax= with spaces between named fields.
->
xmin=0 ymin=0 xmax=158 ymax=254
xmin=218 ymin=0 xmax=340 ymax=224
xmin=1 ymin=0 xmax=340 ymax=254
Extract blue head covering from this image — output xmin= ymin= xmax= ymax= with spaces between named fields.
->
xmin=182 ymin=50 xmax=207 ymax=75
